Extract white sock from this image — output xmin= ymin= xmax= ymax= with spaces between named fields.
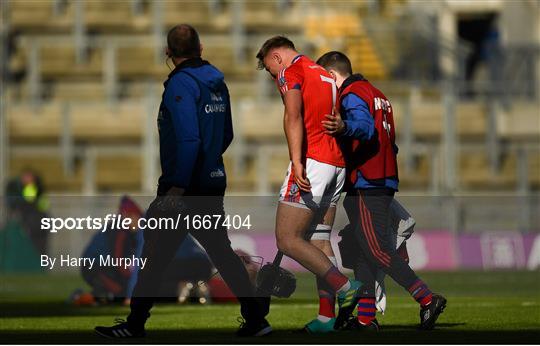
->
xmin=317 ymin=315 xmax=332 ymax=323
xmin=337 ymin=280 xmax=351 ymax=293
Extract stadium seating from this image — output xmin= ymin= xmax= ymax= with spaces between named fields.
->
xmin=9 ymin=155 xmax=143 ymax=192
xmin=243 ymin=1 xmax=302 ymax=33
xmin=9 ymin=156 xmax=83 ymax=191
xmin=162 ymin=1 xmax=229 ymax=32
xmin=345 ymin=35 xmax=388 ymax=80
xmin=5 ymin=0 xmax=539 ymax=194
xmin=51 ymin=82 xmax=107 ymax=101
xmin=8 ymin=103 xmax=144 ymax=142
xmin=95 ymin=156 xmax=142 ymax=191
xmin=497 ymin=103 xmax=540 ymax=140
xmin=9 ymin=103 xmax=63 ymax=142
xmin=84 ymin=0 xmax=146 ymax=33
xmin=305 ymin=13 xmax=387 ymax=79
xmin=401 ymin=101 xmax=488 ymax=140
xmin=237 ymin=101 xmax=284 ymax=141
xmin=530 ymin=154 xmax=540 ymax=188
xmin=459 ymin=153 xmax=518 ymax=190
xmin=8 ymin=0 xmax=72 ymax=32
xmin=397 ymin=155 xmax=432 ymax=189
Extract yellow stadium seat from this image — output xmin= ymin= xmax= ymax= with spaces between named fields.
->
xmin=9 ymin=0 xmax=71 ymax=32
xmin=237 ymin=102 xmax=284 ymax=141
xmin=96 ymin=156 xmax=141 ymax=191
xmin=8 ymin=103 xmax=63 ymax=141
xmin=8 ymin=103 xmax=145 ymax=143
xmin=459 ymin=153 xmax=517 ymax=190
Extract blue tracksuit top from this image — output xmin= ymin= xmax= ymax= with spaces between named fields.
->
xmin=157 ymin=58 xmax=233 ymax=192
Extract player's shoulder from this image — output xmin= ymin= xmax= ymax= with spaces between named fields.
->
xmin=281 ymin=61 xmax=303 ymax=79
xmin=303 ymin=59 xmax=331 ymax=79
xmin=277 ymin=62 xmax=302 ymax=91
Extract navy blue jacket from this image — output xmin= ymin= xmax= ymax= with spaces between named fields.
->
xmin=157 ymin=58 xmax=233 ymax=194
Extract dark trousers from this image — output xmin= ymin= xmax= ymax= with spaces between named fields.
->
xmin=128 ymin=191 xmax=268 ymax=327
xmin=343 ymin=188 xmax=419 ymax=296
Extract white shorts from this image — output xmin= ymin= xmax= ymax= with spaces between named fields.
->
xmin=279 ymin=158 xmax=346 ymax=210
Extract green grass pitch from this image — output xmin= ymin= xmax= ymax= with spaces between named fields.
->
xmin=1 ymin=271 xmax=539 ymax=344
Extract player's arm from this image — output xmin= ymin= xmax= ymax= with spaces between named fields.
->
xmin=283 ymin=89 xmax=311 ymax=192
xmin=164 ymin=75 xmax=201 ymax=195
xmin=322 ymin=93 xmax=374 ymax=141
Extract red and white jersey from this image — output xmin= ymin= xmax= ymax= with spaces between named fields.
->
xmin=276 ymin=55 xmax=345 ymax=167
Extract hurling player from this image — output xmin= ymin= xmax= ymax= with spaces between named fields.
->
xmin=256 ymin=37 xmax=363 ymax=330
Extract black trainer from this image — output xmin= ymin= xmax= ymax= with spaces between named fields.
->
xmin=419 ymin=294 xmax=447 ymax=330
xmin=334 ymin=280 xmax=362 ymax=330
xmin=94 ymin=319 xmax=146 ymax=338
xmin=236 ymin=317 xmax=272 ymax=337
xmin=343 ymin=316 xmax=380 ymax=331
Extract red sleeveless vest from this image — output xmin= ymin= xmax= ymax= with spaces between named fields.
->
xmin=338 ymin=76 xmax=398 ymax=185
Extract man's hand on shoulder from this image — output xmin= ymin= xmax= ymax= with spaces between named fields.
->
xmin=322 ymin=107 xmax=346 ymax=136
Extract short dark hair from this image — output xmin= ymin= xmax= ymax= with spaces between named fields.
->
xmin=167 ymin=24 xmax=200 ymax=58
xmin=316 ymin=51 xmax=353 ymax=76
xmin=256 ymin=36 xmax=296 ymax=70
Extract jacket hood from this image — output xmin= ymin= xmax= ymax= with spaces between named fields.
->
xmin=169 ymin=57 xmax=225 ymax=91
